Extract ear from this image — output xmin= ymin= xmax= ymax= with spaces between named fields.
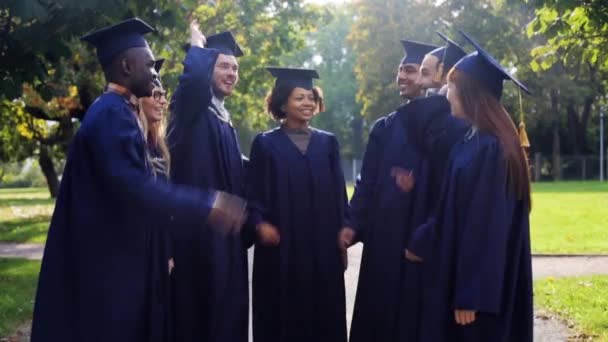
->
xmin=121 ymin=57 xmax=132 ymax=76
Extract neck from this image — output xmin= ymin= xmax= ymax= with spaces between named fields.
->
xmin=107 ymin=82 xmax=139 ymax=110
xmin=212 ymin=89 xmax=226 ymax=102
xmin=283 ymin=118 xmax=309 ymax=130
xmin=107 ymin=82 xmax=133 ymax=97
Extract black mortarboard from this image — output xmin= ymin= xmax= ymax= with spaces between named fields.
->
xmin=154 ymin=58 xmax=165 ymax=73
xmin=206 ymin=31 xmax=244 ymax=57
xmin=400 ymin=40 xmax=439 ymax=65
xmin=266 ymin=67 xmax=319 ymax=90
xmin=153 ymin=59 xmax=165 ymax=87
xmin=81 ymin=18 xmax=155 ymax=67
xmin=433 ymin=32 xmax=467 ymax=72
xmin=454 ymin=31 xmax=530 ymax=99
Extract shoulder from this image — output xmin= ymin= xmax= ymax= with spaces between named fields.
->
xmin=453 ymin=131 xmax=502 ymax=169
xmin=252 ymin=127 xmax=280 ymax=149
xmin=80 ymin=93 xmax=133 ymax=136
xmin=369 ymin=114 xmax=391 ymax=135
xmin=410 ymin=95 xmax=450 ymax=113
xmin=310 ymin=127 xmax=335 ymax=139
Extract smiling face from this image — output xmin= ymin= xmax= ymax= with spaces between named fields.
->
xmin=416 ymin=53 xmax=443 ymax=90
xmin=140 ymin=85 xmax=167 ymax=123
xmin=124 ymin=47 xmax=158 ymax=98
xmin=282 ymin=87 xmax=317 ymax=125
xmin=211 ymin=53 xmax=239 ymax=99
xmin=396 ymin=62 xmax=422 ymax=99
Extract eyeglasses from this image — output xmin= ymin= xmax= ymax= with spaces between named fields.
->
xmin=152 ymin=90 xmax=167 ymax=101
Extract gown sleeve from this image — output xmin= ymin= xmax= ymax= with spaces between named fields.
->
xmin=348 ymin=117 xmax=388 ymax=242
xmin=86 ymin=104 xmax=216 ymax=227
xmin=330 ymin=135 xmax=351 ymax=228
xmin=452 ymin=141 xmax=513 ymax=315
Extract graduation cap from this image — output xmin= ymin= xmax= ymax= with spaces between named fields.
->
xmin=266 ymin=67 xmax=319 ymax=90
xmin=81 ymin=18 xmax=155 ymax=67
xmin=182 ymin=31 xmax=244 ymax=57
xmin=207 ymin=31 xmax=243 ymax=57
xmin=400 ymin=40 xmax=439 ymax=65
xmin=153 ymin=59 xmax=165 ymax=87
xmin=454 ymin=30 xmax=530 ymax=99
xmin=154 ymin=58 xmax=165 ymax=73
xmin=430 ymin=32 xmax=467 ymax=82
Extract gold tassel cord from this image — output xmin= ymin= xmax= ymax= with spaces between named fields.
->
xmin=518 ymin=88 xmax=530 ymax=148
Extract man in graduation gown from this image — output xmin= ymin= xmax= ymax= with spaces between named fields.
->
xmin=167 ymin=21 xmax=250 ymax=342
xmin=403 ymin=32 xmax=469 ymax=206
xmin=416 ymin=32 xmax=467 ymax=97
xmin=342 ymin=40 xmax=443 ymax=342
xmin=31 ymin=18 xmax=247 ymax=342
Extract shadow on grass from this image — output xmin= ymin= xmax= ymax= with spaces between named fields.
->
xmin=0 ymin=215 xmax=50 ymax=243
xmin=0 ymin=258 xmax=40 ymax=338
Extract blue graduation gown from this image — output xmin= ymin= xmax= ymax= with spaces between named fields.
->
xmin=348 ymin=97 xmax=451 ymax=342
xmin=31 ymin=92 xmax=216 ymax=342
xmin=412 ymin=132 xmax=533 ymax=342
xmin=145 ymin=147 xmax=174 ymax=342
xmin=247 ymin=128 xmax=349 ymax=342
xmin=167 ymin=46 xmax=249 ymax=342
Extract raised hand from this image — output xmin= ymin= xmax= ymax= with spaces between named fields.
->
xmin=190 ymin=20 xmax=206 ymax=48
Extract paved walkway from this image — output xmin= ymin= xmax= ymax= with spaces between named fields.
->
xmin=0 ymin=243 xmax=43 ymax=260
xmin=2 ymin=242 xmax=608 ymax=341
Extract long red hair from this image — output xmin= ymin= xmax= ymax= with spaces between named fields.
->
xmin=448 ymin=69 xmax=531 ymax=208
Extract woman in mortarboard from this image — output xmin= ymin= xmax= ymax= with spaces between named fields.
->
xmin=247 ymin=67 xmax=350 ymax=342
xmin=137 ymin=58 xmax=175 ymax=342
xmin=405 ymin=31 xmax=533 ymax=342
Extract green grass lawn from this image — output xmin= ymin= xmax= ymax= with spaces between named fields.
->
xmin=535 ymin=275 xmax=608 ymax=341
xmin=0 ymin=258 xmax=40 ymax=337
xmin=0 ymin=184 xmax=606 ymax=337
xmin=530 ymin=181 xmax=608 ymax=254
xmin=0 ymin=188 xmax=53 ymax=243
xmin=1 ymin=183 xmax=606 ymax=253
xmin=348 ymin=181 xmax=608 ymax=254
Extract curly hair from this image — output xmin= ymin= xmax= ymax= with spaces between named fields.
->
xmin=265 ymin=84 xmax=325 ymax=121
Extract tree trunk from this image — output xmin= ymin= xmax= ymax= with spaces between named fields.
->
xmin=580 ymin=96 xmax=594 ymax=153
xmin=38 ymin=145 xmax=59 ymax=198
xmin=566 ymin=100 xmax=582 ymax=155
xmin=551 ymin=89 xmax=562 ymax=180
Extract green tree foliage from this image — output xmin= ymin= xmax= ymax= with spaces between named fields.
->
xmin=281 ymin=5 xmax=363 ymax=159
xmin=0 ymin=0 xmax=319 ymax=195
xmin=347 ymin=0 xmax=448 ymax=122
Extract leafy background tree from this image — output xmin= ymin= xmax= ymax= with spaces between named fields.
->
xmin=2 ymin=0 xmax=607 ymax=195
xmin=1 ymin=0 xmax=320 ymax=196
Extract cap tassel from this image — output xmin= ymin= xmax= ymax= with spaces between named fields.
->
xmin=517 ymin=89 xmax=530 ymax=148
xmin=519 ymin=121 xmax=530 ymax=148
xmin=434 ymin=62 xmax=444 ymax=83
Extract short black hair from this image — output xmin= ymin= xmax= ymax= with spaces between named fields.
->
xmin=265 ymin=84 xmax=325 ymax=121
